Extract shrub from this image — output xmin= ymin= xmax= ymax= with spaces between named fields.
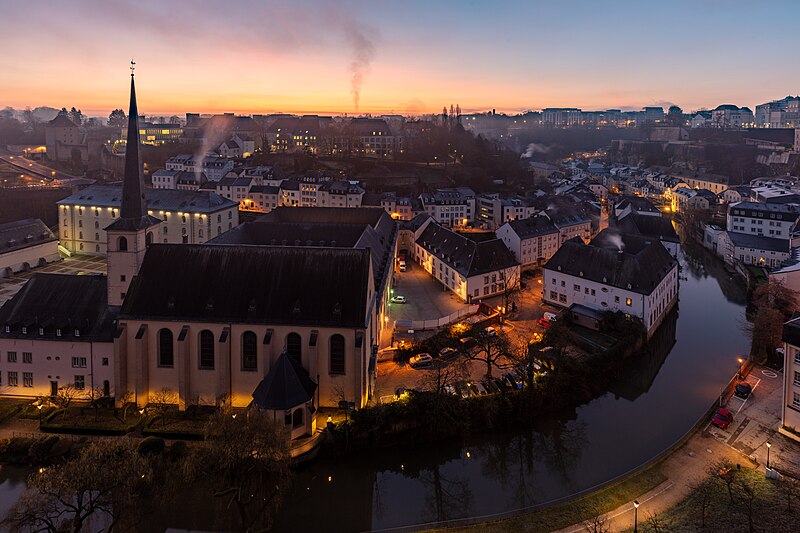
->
xmin=137 ymin=436 xmax=166 ymax=456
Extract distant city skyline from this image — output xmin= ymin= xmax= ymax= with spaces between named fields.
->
xmin=2 ymin=0 xmax=799 ymax=116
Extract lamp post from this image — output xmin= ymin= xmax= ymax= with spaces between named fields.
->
xmin=633 ymin=500 xmax=640 ymax=533
xmin=737 ymin=357 xmax=744 ymax=379
xmin=766 ymin=442 xmax=771 ymax=469
xmin=37 ymin=404 xmax=43 ymax=424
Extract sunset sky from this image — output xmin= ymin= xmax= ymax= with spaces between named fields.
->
xmin=2 ymin=0 xmax=798 ymax=117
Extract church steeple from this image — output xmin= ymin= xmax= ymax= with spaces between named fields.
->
xmin=120 ymin=62 xmax=146 ymax=220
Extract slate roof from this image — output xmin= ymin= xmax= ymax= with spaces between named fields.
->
xmin=0 ymin=219 xmax=56 ymax=254
xmin=57 ymin=185 xmax=237 ymax=213
xmin=47 ymin=114 xmax=77 ymax=128
xmin=403 ymin=214 xmax=433 ymax=232
xmin=416 ymin=222 xmax=518 ymax=278
xmin=252 ymin=352 xmax=317 ymax=410
xmin=249 ymin=185 xmax=280 ymax=195
xmin=615 ymin=212 xmax=679 ymax=243
xmin=120 ymin=245 xmax=371 ymax=328
xmin=545 ymin=230 xmax=677 ymax=295
xmin=505 ymin=215 xmax=559 ymax=239
xmin=616 ymin=196 xmax=660 ymax=214
xmin=0 ymin=273 xmax=116 ymax=340
xmin=726 ymin=232 xmax=789 ymax=253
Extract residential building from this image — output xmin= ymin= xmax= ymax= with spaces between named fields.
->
xmin=0 ymin=274 xmax=115 ymax=399
xmin=780 ymin=317 xmax=800 ymax=443
xmin=476 ymin=194 xmax=538 ymax=230
xmin=544 ymin=208 xmax=592 ymax=244
xmin=542 ymin=231 xmax=679 ymax=337
xmin=496 ymin=215 xmax=560 ymax=268
xmin=711 ymin=105 xmax=755 ymax=129
xmin=614 ymin=212 xmax=680 ymax=258
xmin=185 ymin=155 xmax=234 ymax=182
xmin=412 ymin=220 xmax=520 ymax=303
xmin=718 ymin=231 xmax=790 ymax=268
xmin=419 ymin=188 xmax=476 ymax=227
xmin=57 ymin=185 xmax=239 ymax=255
xmin=0 ymin=219 xmax=60 ymax=278
xmin=727 ymin=202 xmax=799 ymax=240
xmin=541 ymin=108 xmax=582 ymax=127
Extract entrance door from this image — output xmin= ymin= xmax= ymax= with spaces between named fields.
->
xmin=103 ymin=380 xmax=110 ymax=397
xmin=50 ymin=381 xmax=58 ymax=397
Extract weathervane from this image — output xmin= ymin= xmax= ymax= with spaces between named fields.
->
xmin=130 ymin=59 xmax=136 ymax=77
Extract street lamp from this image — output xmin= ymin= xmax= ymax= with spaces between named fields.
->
xmin=737 ymin=357 xmax=744 ymax=379
xmin=766 ymin=442 xmax=771 ymax=469
xmin=633 ymin=500 xmax=640 ymax=533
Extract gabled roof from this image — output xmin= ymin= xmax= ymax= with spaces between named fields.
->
xmin=120 ymin=244 xmax=371 ymax=328
xmin=545 ymin=230 xmax=677 ymax=295
xmin=0 ymin=219 xmax=56 ymax=254
xmin=416 ymin=222 xmax=518 ymax=278
xmin=0 ymin=273 xmax=116 ymax=340
xmin=252 ymin=352 xmax=317 ymax=410
xmin=726 ymin=232 xmax=789 ymax=253
xmin=47 ymin=114 xmax=77 ymax=128
xmin=615 ymin=212 xmax=679 ymax=243
xmin=504 ymin=215 xmax=559 ymax=239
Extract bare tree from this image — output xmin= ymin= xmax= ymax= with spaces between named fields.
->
xmin=467 ymin=330 xmax=511 ymax=378
xmin=184 ymin=409 xmax=291 ymax=532
xmin=689 ymin=478 xmax=714 ymax=528
xmin=149 ymin=387 xmax=177 ymax=427
xmin=510 ymin=337 xmax=542 ymax=390
xmin=3 ymin=440 xmax=166 ymax=533
xmin=708 ymin=459 xmax=738 ymax=504
xmin=736 ymin=479 xmax=757 ymax=533
xmin=53 ymin=384 xmax=82 ymax=420
xmin=644 ymin=512 xmax=669 ymax=533
xmin=583 ymin=508 xmax=610 ymax=533
xmin=498 ymin=267 xmax=520 ymax=318
xmin=116 ymin=390 xmax=134 ymax=422
xmin=779 ymin=474 xmax=800 ymax=513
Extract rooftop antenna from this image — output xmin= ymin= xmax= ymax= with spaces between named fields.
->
xmin=130 ymin=59 xmax=136 ymax=77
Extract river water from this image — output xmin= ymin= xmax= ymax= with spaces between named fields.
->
xmin=0 ymin=245 xmax=749 ymax=532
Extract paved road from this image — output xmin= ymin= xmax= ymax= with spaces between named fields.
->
xmin=0 ymin=153 xmax=83 ymax=183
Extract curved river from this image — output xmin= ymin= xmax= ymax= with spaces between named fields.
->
xmin=0 ymin=245 xmax=749 ymax=532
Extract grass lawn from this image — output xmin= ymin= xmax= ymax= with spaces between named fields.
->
xmin=0 ymin=398 xmax=30 ymax=424
xmin=41 ymin=408 xmax=143 ymax=435
xmin=618 ymin=467 xmax=798 ymax=533
xmin=431 ymin=463 xmax=668 ymax=532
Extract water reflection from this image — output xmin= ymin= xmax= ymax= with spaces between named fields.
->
xmin=0 ymin=245 xmax=751 ymax=532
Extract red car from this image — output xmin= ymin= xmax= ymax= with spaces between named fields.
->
xmin=538 ymin=318 xmax=552 ymax=327
xmin=711 ymin=408 xmax=734 ymax=430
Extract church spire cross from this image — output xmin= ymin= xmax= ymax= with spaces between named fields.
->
xmin=130 ymin=59 xmax=136 ymax=77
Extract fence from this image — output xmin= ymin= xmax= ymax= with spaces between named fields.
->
xmin=394 ymin=304 xmax=479 ymax=332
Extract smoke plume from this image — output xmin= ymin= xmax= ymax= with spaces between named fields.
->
xmin=521 ymin=143 xmax=552 ymax=158
xmin=342 ymin=20 xmax=376 ymax=112
xmin=605 ymin=232 xmax=625 ymax=251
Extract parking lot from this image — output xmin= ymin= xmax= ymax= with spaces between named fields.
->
xmin=705 ymin=365 xmax=800 ymax=472
xmin=388 ymin=261 xmax=469 ymax=322
xmin=0 ymin=255 xmax=106 ymax=306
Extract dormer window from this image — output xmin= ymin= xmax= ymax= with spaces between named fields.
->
xmin=4 ymin=325 xmax=9 ymax=333
xmin=21 ymin=327 xmax=27 ymax=335
xmin=56 ymin=329 xmax=62 ymax=337
xmin=74 ymin=329 xmax=80 ymax=337
xmin=38 ymin=328 xmax=44 ymax=335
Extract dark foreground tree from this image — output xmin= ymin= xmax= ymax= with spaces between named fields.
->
xmin=184 ymin=409 xmax=291 ymax=532
xmin=3 ymin=439 xmax=166 ymax=533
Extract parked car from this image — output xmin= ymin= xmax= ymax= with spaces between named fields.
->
xmin=711 ymin=408 xmax=734 ymax=430
xmin=494 ymin=377 xmax=510 ymax=392
xmin=504 ymin=372 xmax=523 ymax=390
xmin=409 ymin=353 xmax=433 ymax=368
xmin=482 ymin=379 xmax=500 ymax=394
xmin=473 ymin=382 xmax=488 ymax=395
xmin=391 ymin=295 xmax=407 ymax=304
xmin=734 ymin=383 xmax=753 ymax=399
xmin=484 ymin=326 xmax=498 ymax=336
xmin=438 ymin=347 xmax=458 ymax=358
xmin=444 ymin=384 xmax=457 ymax=396
xmin=543 ymin=312 xmax=558 ymax=322
xmin=459 ymin=337 xmax=477 ymax=347
xmin=538 ymin=317 xmax=552 ymax=327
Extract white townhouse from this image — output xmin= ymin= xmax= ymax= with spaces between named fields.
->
xmin=727 ymin=202 xmax=800 ymax=241
xmin=419 ymin=188 xmax=476 ymax=227
xmin=412 ymin=219 xmax=520 ymax=303
xmin=542 ymin=230 xmax=679 ymax=338
xmin=0 ymin=274 xmax=115 ymax=400
xmin=781 ymin=317 xmax=800 ymax=441
xmin=496 ymin=215 xmax=560 ymax=269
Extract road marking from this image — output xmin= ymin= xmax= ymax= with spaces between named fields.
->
xmin=734 ymin=377 xmax=761 ymax=414
xmin=761 ymin=369 xmax=778 ymax=379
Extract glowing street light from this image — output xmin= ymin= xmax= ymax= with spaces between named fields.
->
xmin=766 ymin=442 xmax=771 ymax=469
xmin=737 ymin=357 xmax=744 ymax=379
xmin=633 ymin=500 xmax=640 ymax=532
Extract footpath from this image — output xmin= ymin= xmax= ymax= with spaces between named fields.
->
xmin=554 ymin=365 xmax=789 ymax=532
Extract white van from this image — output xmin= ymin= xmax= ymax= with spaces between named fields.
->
xmin=543 ymin=312 xmax=558 ymax=323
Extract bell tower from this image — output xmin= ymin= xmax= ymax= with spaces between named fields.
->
xmin=106 ymin=62 xmax=161 ymax=306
